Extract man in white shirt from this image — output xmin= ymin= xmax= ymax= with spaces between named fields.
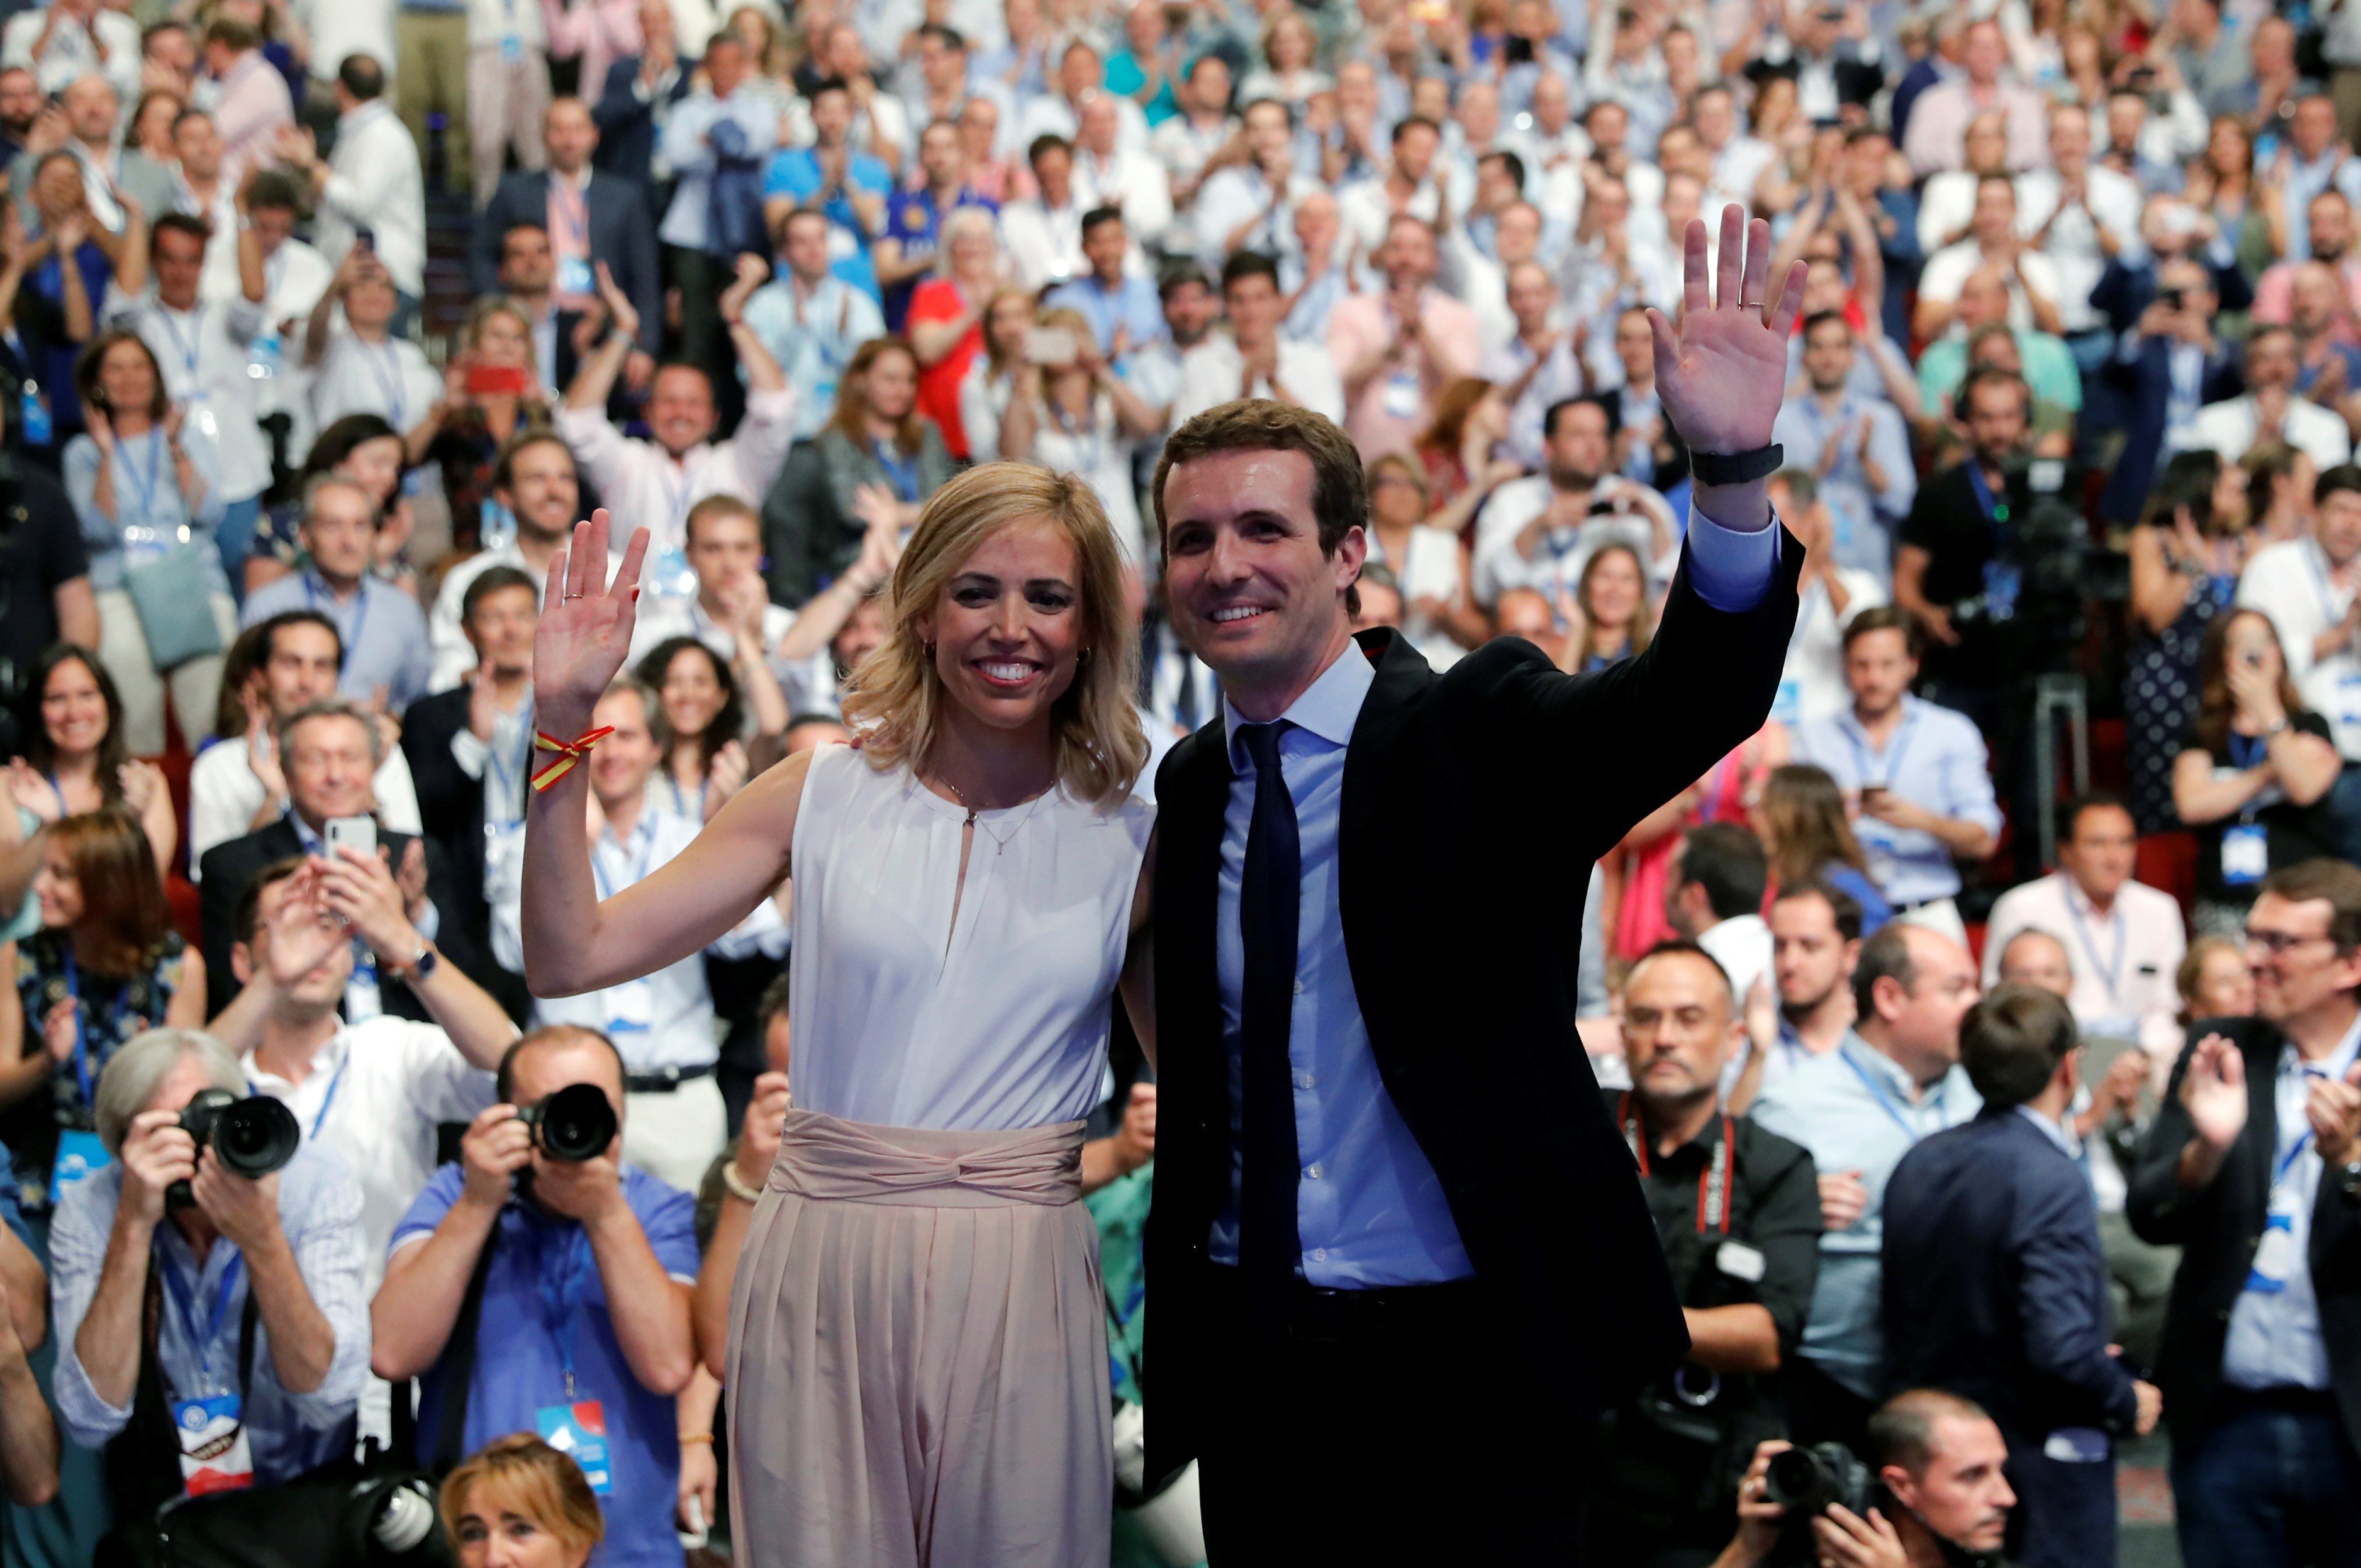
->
xmin=1171 ymin=250 xmax=1344 ymax=427
xmin=559 ymin=257 xmax=793 ymax=601
xmin=490 ymin=676 xmax=788 ymax=1190
xmin=1666 ymin=822 xmax=1773 ymax=1006
xmin=293 ymin=0 xmax=398 ymax=127
xmin=2185 ymin=326 xmax=2354 ymax=470
xmin=1478 ymin=260 xmax=1582 ymax=470
xmin=2016 ymin=103 xmax=2143 ymax=343
xmin=190 ymin=609 xmax=424 ymax=877
xmin=108 ymin=209 xmax=273 ymax=553
xmin=1195 ymin=97 xmax=1324 ymax=272
xmin=1471 ymin=394 xmax=1677 ymax=606
xmin=999 ymin=130 xmax=1089 ymax=291
xmin=2236 ymin=467 xmax=2361 ymax=850
xmin=1768 ymin=470 xmax=1886 ymax=730
xmin=1915 ymin=176 xmax=2065 ymax=342
xmin=1070 ymin=91 xmax=1170 ymax=248
xmin=1692 ymin=83 xmax=1774 ymax=208
xmin=227 ymin=172 xmax=334 ymax=383
xmin=631 ymin=494 xmax=804 ymax=738
xmin=1 ymin=0 xmax=138 ymax=102
xmin=272 ymin=55 xmax=426 ymax=308
xmin=1982 ymin=792 xmax=2187 ymax=1060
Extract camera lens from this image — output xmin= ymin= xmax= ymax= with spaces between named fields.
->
xmin=1763 ymin=1447 xmax=1829 ymax=1511
xmin=532 ymin=1084 xmax=618 ymax=1164
xmin=213 ymin=1096 xmax=301 ymax=1179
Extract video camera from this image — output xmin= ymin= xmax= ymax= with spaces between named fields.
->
xmin=167 ymin=1090 xmax=302 ymax=1210
xmin=1946 ymin=458 xmax=2128 ymax=654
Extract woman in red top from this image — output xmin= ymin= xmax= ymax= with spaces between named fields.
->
xmin=905 ymin=209 xmax=1007 ymax=460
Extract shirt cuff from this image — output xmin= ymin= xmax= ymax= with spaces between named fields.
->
xmin=413 ymin=899 xmax=441 ymax=943
xmin=1683 ymin=501 xmax=1785 ymax=614
xmin=449 ymin=728 xmax=489 ymax=779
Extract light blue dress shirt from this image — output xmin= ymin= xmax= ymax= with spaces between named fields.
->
xmin=2222 ymin=1015 xmax=2361 ymax=1391
xmin=743 ymin=276 xmax=886 ymax=440
xmin=1792 ymin=694 xmax=2002 ymax=909
xmin=1750 ymin=1032 xmax=1983 ymax=1396
xmin=240 ymin=569 xmax=434 ymax=716
xmin=1045 ymin=274 xmax=1168 ymax=354
xmin=656 ymin=90 xmax=782 ymax=253
xmin=1770 ymin=393 xmax=1916 ymax=583
xmin=1210 ymin=510 xmax=1786 ymax=1287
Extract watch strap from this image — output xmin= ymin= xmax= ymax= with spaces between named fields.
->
xmin=1688 ymin=443 xmax=1785 ymax=487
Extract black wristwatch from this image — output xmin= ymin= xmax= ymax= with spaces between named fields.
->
xmin=386 ymin=940 xmax=437 ymax=986
xmin=1688 ymin=443 xmax=1785 ymax=486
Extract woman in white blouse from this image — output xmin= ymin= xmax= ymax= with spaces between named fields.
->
xmin=995 ymin=306 xmax=1163 ymax=568
xmin=1364 ymin=451 xmax=1488 ymax=669
xmin=520 ymin=469 xmax=1153 ymax=1567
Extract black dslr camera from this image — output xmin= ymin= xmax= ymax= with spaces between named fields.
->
xmin=167 ymin=1089 xmax=301 ymax=1209
xmin=1763 ymin=1442 xmax=1881 ymax=1565
xmin=516 ymin=1084 xmax=618 ymax=1164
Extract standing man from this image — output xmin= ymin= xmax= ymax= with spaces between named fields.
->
xmin=655 ymin=33 xmax=776 ymax=394
xmin=1326 ymin=213 xmax=1480 ymax=462
xmin=1045 ymin=207 xmax=1164 ymax=358
xmin=873 ymin=118 xmax=996 ymax=331
xmin=2129 ymin=859 xmax=2361 ymax=1568
xmin=462 ymin=0 xmax=549 ymax=209
xmin=1750 ymin=921 xmax=1984 ymax=1454
xmin=238 ymin=475 xmax=434 ymax=713
xmin=1884 ymin=985 xmax=2163 ymax=1568
xmin=1665 ymin=821 xmax=1774 ymax=1004
xmin=1143 ymin=206 xmax=1806 ymax=1555
xmin=744 ymin=206 xmax=885 ymax=442
xmin=271 ymin=55 xmax=425 ymax=320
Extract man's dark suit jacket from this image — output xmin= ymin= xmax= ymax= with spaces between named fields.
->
xmin=1884 ymin=1106 xmax=2140 ymax=1440
xmin=400 ymin=687 xmax=533 ymax=1021
xmin=592 ymin=59 xmax=691 ymax=219
xmin=196 ymin=818 xmax=469 ymax=1023
xmin=467 ymin=169 xmax=662 ymax=357
xmin=2129 ymin=1017 xmax=2361 ymax=1455
xmin=2095 ymin=332 xmax=2242 ymax=524
xmin=1144 ymin=542 xmax=1803 ymax=1481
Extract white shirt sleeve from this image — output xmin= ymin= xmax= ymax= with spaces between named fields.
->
xmin=373 ymin=749 xmax=423 ymax=837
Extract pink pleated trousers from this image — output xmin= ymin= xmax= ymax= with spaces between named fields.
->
xmin=724 ymin=1108 xmax=1111 ymax=1568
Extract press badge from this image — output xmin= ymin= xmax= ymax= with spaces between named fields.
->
xmin=606 ymin=978 xmax=656 ymax=1037
xmin=48 ymin=1128 xmax=110 ymax=1206
xmin=557 ymin=256 xmax=596 ymax=297
xmin=2221 ymin=823 xmax=2270 ymax=886
xmin=536 ymin=1401 xmax=615 ymax=1495
xmin=1715 ymin=1241 xmax=1766 ymax=1283
xmin=2245 ymin=1206 xmax=2297 ymax=1296
xmin=1381 ymin=370 xmax=1421 ymax=421
xmin=652 ymin=547 xmax=696 ymax=599
xmin=1770 ymin=677 xmax=1804 ymax=730
xmin=172 ymin=1394 xmax=254 ymax=1494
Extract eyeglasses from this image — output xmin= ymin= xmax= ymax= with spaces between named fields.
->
xmin=2243 ymin=928 xmax=2332 ymax=956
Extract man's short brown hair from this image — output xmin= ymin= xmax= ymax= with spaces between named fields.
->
xmin=2260 ymin=859 xmax=2361 ymax=955
xmin=1153 ymin=400 xmax=1368 ymax=611
xmin=1841 ymin=604 xmax=1923 ymax=659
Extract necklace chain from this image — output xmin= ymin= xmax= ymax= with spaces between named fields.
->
xmin=935 ymin=772 xmax=1055 ymax=851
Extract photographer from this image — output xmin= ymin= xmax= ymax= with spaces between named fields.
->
xmin=1591 ymin=942 xmax=1824 ymax=1567
xmin=1711 ymin=1389 xmax=2021 ymax=1568
xmin=49 ymin=1028 xmax=368 ymax=1515
xmin=372 ymin=1024 xmax=698 ymax=1568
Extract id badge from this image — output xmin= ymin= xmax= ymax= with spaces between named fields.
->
xmin=2244 ymin=1205 xmax=2296 ymax=1295
xmin=1770 ymin=676 xmax=1804 ymax=730
xmin=1982 ymin=559 xmax=2023 ymax=620
xmin=172 ymin=1393 xmax=254 ymax=1495
xmin=652 ymin=546 xmax=695 ymax=599
xmin=2221 ymin=823 xmax=2270 ymax=886
xmin=500 ymin=33 xmax=523 ymax=60
xmin=2339 ymin=672 xmax=2361 ymax=733
xmin=536 ymin=1400 xmax=614 ymax=1495
xmin=345 ymin=945 xmax=383 ymax=1023
xmin=249 ymin=330 xmax=282 ymax=379
xmin=1715 ymin=1240 xmax=1767 ymax=1282
xmin=1381 ymin=370 xmax=1421 ymax=421
xmin=49 ymin=1127 xmax=111 ymax=1207
xmin=121 ymin=525 xmax=171 ymax=566
xmin=606 ymin=978 xmax=656 ymax=1038
xmin=557 ymin=255 xmax=596 ymax=297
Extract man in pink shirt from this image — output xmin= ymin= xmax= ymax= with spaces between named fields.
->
xmin=1901 ymin=19 xmax=2050 ymax=176
xmin=199 ymin=15 xmax=292 ymax=187
xmin=2252 ymin=189 xmax=2361 ymax=328
xmin=1326 ymin=212 xmax=1478 ymax=461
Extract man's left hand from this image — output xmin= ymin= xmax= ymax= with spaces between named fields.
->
xmin=191 ymin=1148 xmax=282 ymax=1253
xmin=316 ymin=844 xmax=423 ymax=961
xmin=2307 ymin=1060 xmax=2361 ymax=1167
xmin=678 ymin=1438 xmax=718 ymax=1535
xmin=1646 ymin=204 xmax=1807 ymax=458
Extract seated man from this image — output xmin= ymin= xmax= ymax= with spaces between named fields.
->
xmin=50 ymin=1030 xmax=368 ymax=1516
xmin=2184 ymin=325 xmax=2353 ymax=470
xmin=372 ymin=1025 xmax=697 ymax=1568
xmin=1711 ymin=1389 xmax=2026 ymax=1568
xmin=198 ymin=699 xmax=465 ymax=1021
xmin=238 ymin=476 xmax=434 ymax=714
xmin=488 ymin=677 xmax=788 ymax=1190
xmin=189 ymin=609 xmax=423 ymax=878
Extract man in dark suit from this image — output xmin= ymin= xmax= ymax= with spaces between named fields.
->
xmin=471 ymin=96 xmax=661 ymax=382
xmin=2094 ymin=253 xmax=2245 ymax=524
xmin=1141 ymin=206 xmax=1806 ymax=1557
xmin=1884 ymin=984 xmax=2162 ymax=1568
xmin=198 ymin=699 xmax=471 ymax=1023
xmin=592 ymin=0 xmax=690 ymax=221
xmin=2129 ymin=859 xmax=2361 ymax=1568
xmin=401 ymin=565 xmax=541 ymax=1023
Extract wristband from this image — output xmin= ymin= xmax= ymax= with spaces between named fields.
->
xmin=679 ymin=1431 xmax=715 ymax=1445
xmin=721 ymin=1160 xmax=764 ymax=1204
xmin=530 ymin=725 xmax=615 ymax=791
xmin=1687 ymin=443 xmax=1784 ymax=487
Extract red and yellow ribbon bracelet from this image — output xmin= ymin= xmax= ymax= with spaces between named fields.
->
xmin=530 ymin=726 xmax=616 ymax=791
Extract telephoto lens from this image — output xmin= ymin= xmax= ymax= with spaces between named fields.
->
xmin=518 ymin=1084 xmax=619 ymax=1163
xmin=1763 ymin=1442 xmax=1875 ymax=1520
xmin=167 ymin=1089 xmax=303 ymax=1209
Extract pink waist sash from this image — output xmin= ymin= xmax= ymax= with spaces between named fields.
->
xmin=766 ymin=1106 xmax=1086 ymax=1209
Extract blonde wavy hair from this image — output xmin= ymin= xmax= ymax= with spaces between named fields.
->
xmin=840 ymin=463 xmax=1147 ymax=806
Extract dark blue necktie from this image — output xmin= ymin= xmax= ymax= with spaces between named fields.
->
xmin=1237 ymin=721 xmax=1303 ymax=1335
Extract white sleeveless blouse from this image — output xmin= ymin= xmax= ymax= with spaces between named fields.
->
xmin=786 ymin=743 xmax=1156 ymax=1130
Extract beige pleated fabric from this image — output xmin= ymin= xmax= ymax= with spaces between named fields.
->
xmin=725 ymin=1108 xmax=1112 ymax=1568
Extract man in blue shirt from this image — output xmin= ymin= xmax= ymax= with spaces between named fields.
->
xmin=744 ymin=207 xmax=886 ymax=440
xmin=874 ymin=118 xmax=998 ymax=331
xmin=1046 ymin=207 xmax=1166 ymax=356
xmin=1792 ymin=606 xmax=2002 ymax=947
xmin=374 ymin=1025 xmax=698 ymax=1568
xmin=1750 ymin=920 xmax=1983 ymax=1455
xmin=762 ymin=77 xmax=893 ymax=303
xmin=239 ymin=476 xmax=434 ymax=715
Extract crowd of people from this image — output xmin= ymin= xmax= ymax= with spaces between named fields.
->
xmin=0 ymin=0 xmax=2352 ymax=1560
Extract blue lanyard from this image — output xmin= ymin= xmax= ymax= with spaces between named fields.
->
xmin=2228 ymin=731 xmax=2269 ymax=770
xmin=667 ymin=773 xmax=705 ymax=821
xmin=537 ymin=1224 xmax=591 ymax=1398
xmin=307 ymin=1047 xmax=350 ymax=1140
xmin=59 ymin=948 xmax=132 ymax=1108
xmin=157 ymin=307 xmax=205 ymax=384
xmin=1841 ymin=1045 xmax=1938 ymax=1144
xmin=2060 ymin=892 xmax=2126 ymax=1005
xmin=1965 ymin=461 xmax=2010 ymax=537
xmin=361 ymin=342 xmax=405 ymax=428
xmin=43 ymin=772 xmax=66 ymax=817
xmin=484 ymin=702 xmax=534 ymax=815
xmin=303 ymin=573 xmax=369 ymax=653
xmin=158 ymin=1247 xmax=246 ymax=1388
xmin=658 ymin=467 xmax=691 ymax=535
xmin=120 ymin=429 xmax=168 ymax=525
xmin=589 ymin=823 xmax=654 ymax=899
xmin=1844 ymin=707 xmax=1917 ymax=787
xmin=874 ymin=442 xmax=920 ymax=503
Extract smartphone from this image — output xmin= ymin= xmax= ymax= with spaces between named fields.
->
xmin=325 ymin=816 xmax=377 ymax=861
xmin=467 ymin=364 xmax=533 ymax=397
xmin=2158 ymin=287 xmax=2187 ymax=312
xmin=1024 ymin=326 xmax=1078 ymax=366
xmin=354 ymin=225 xmax=376 ymax=253
xmin=1859 ymin=783 xmax=1889 ymax=809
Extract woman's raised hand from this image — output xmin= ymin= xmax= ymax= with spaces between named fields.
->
xmin=535 ymin=508 xmax=650 ymax=734
xmin=1646 ymin=204 xmax=1809 ymax=457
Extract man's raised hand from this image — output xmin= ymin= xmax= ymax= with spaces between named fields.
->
xmin=535 ymin=508 xmax=650 ymax=735
xmin=1646 ymin=204 xmax=1808 ymax=457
